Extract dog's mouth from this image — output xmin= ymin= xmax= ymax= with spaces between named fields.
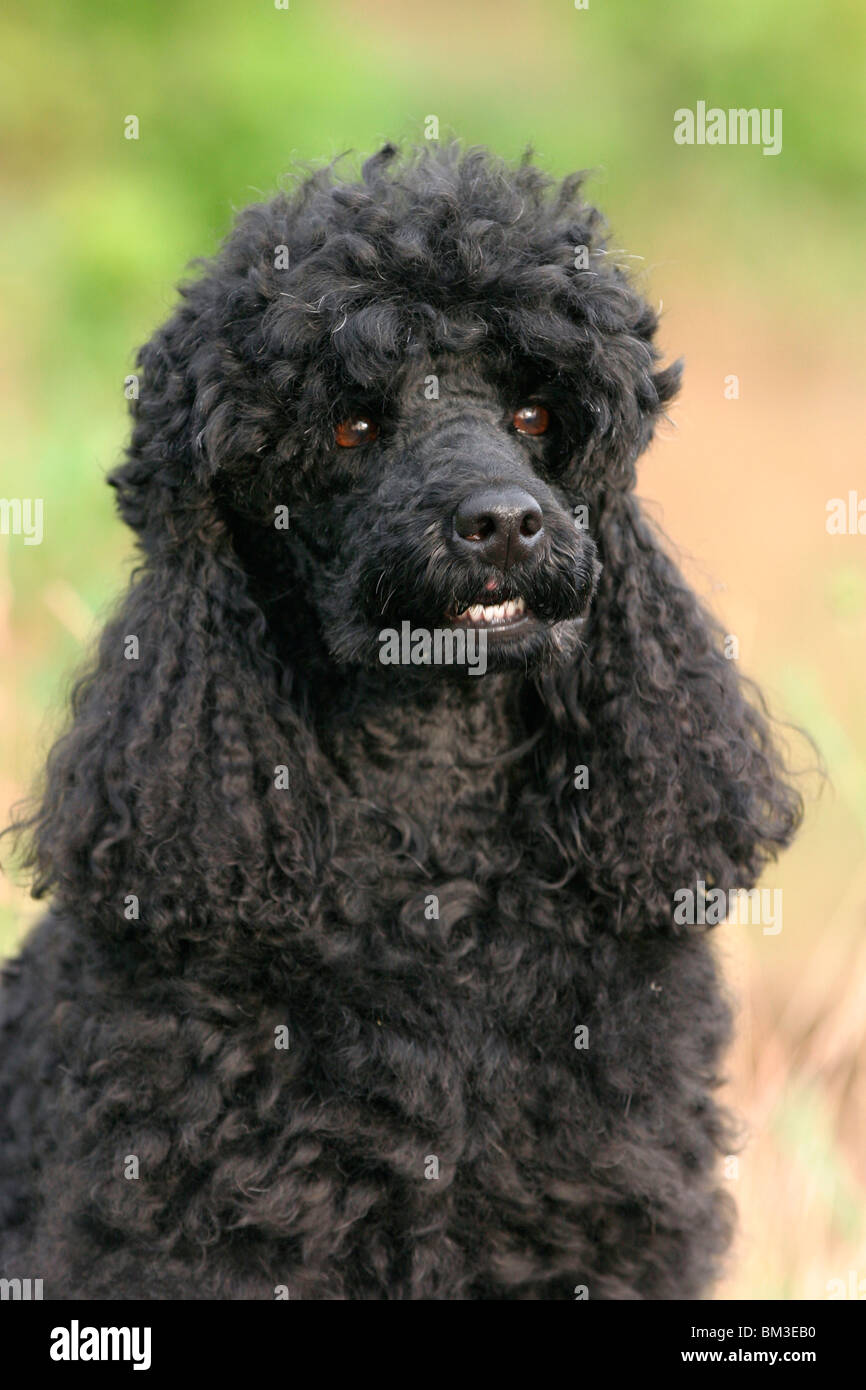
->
xmin=446 ymin=594 xmax=533 ymax=630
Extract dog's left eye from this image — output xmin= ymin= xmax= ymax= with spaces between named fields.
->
xmin=512 ymin=405 xmax=550 ymax=436
xmin=335 ymin=417 xmax=379 ymax=448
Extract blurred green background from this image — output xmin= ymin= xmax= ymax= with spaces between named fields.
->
xmin=1 ymin=0 xmax=864 ymax=1300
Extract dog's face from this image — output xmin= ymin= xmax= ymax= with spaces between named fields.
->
xmin=288 ymin=353 xmax=602 ymax=672
xmin=124 ymin=145 xmax=680 ymax=676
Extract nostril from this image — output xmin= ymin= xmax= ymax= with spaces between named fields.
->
xmin=519 ymin=507 xmax=543 ymax=539
xmin=462 ymin=514 xmax=495 ymax=543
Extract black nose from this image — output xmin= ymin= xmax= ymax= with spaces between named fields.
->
xmin=453 ymin=487 xmax=544 ymax=570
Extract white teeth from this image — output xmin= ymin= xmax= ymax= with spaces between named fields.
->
xmin=454 ymin=596 xmax=527 ymax=623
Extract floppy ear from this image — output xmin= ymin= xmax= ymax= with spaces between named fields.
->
xmin=13 ymin=294 xmax=321 ymax=963
xmin=529 ymin=491 xmax=802 ymax=930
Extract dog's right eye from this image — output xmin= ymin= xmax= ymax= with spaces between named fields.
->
xmin=512 ymin=404 xmax=550 ymax=436
xmin=335 ymin=417 xmax=379 ymax=448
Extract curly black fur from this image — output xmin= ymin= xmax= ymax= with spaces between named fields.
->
xmin=0 ymin=143 xmax=802 ymax=1300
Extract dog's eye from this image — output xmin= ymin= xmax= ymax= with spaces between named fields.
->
xmin=512 ymin=405 xmax=550 ymax=437
xmin=335 ymin=417 xmax=379 ymax=448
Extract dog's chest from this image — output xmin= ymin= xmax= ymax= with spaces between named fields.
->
xmin=324 ymin=683 xmax=516 ymax=869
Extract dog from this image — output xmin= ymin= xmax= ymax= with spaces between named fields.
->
xmin=0 ymin=143 xmax=801 ymax=1299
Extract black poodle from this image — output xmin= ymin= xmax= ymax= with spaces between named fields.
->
xmin=0 ymin=143 xmax=801 ymax=1300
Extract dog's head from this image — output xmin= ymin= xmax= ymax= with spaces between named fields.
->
xmin=114 ymin=142 xmax=680 ymax=675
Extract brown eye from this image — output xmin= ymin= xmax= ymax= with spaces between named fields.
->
xmin=512 ymin=404 xmax=550 ymax=436
xmin=335 ymin=416 xmax=379 ymax=448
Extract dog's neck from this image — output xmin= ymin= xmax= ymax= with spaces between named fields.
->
xmin=309 ymin=667 xmax=528 ymax=867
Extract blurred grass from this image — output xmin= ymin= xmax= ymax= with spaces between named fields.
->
xmin=1 ymin=0 xmax=864 ymax=1301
